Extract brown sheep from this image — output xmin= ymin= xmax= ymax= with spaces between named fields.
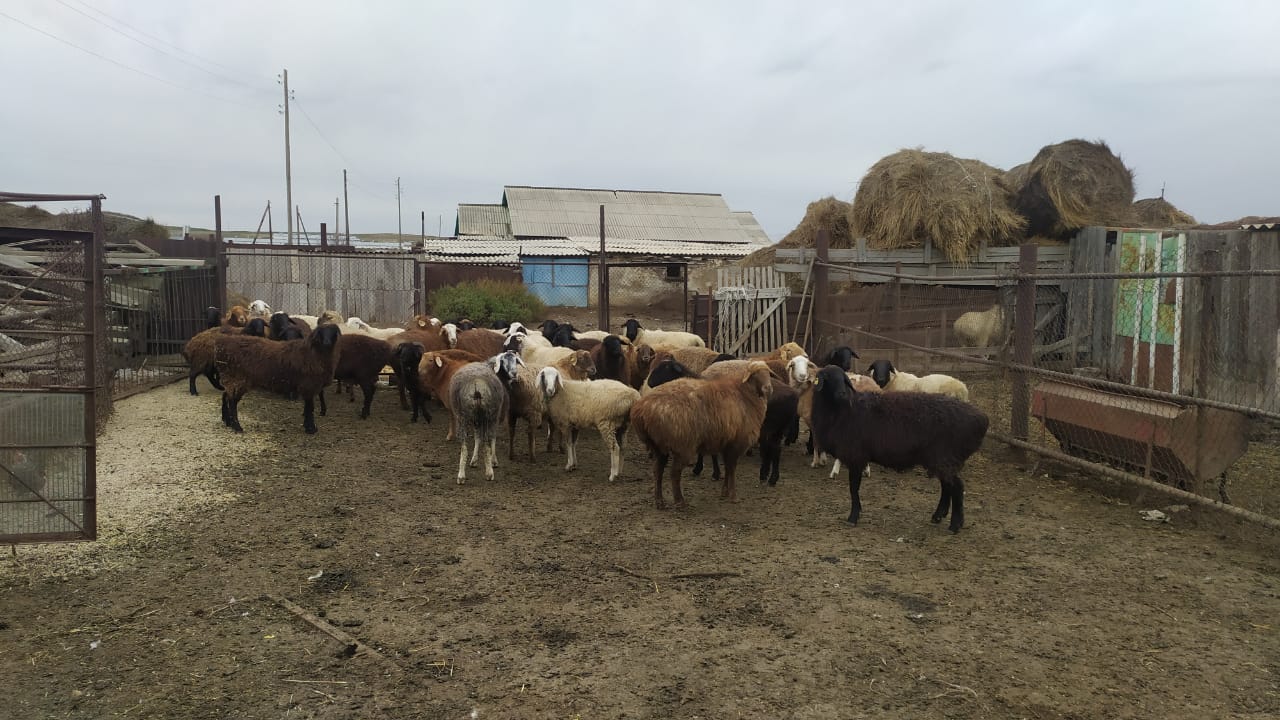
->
xmin=452 ymin=327 xmax=506 ymax=358
xmin=181 ymin=318 xmax=266 ymax=396
xmin=590 ymin=335 xmax=634 ymax=384
xmin=553 ymin=349 xmax=597 ymax=381
xmin=628 ymin=344 xmax=658 ymax=389
xmin=418 ymin=351 xmax=485 ymax=440
xmin=324 ymin=334 xmax=394 ymax=419
xmin=651 ymin=346 xmax=730 ymax=375
xmin=213 ymin=324 xmax=342 ymax=435
xmin=630 ymin=360 xmax=772 ymax=508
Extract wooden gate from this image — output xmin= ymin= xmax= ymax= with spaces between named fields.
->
xmin=714 ymin=266 xmax=790 ymax=356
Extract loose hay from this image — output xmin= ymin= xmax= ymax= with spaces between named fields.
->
xmin=1013 ymin=139 xmax=1135 ymax=239
xmin=1132 ymin=197 xmax=1197 ymax=227
xmin=739 ymin=196 xmax=853 ymax=267
xmin=848 ymin=149 xmax=1027 ymax=264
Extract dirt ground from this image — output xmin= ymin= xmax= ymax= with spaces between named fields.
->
xmin=3 ymin=374 xmax=1280 ymax=720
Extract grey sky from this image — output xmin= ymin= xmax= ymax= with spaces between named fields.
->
xmin=4 ymin=0 xmax=1278 ymax=240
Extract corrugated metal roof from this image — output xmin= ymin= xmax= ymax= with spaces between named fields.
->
xmin=456 ymin=203 xmax=511 ymax=236
xmin=420 ymin=235 xmax=589 ymax=259
xmin=563 ymin=236 xmax=759 ymax=257
xmin=732 ymin=211 xmax=772 ymax=245
xmin=504 ymin=186 xmax=754 ymax=244
xmin=1243 ymin=221 xmax=1280 ymax=231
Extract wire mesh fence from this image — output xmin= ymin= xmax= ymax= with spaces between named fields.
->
xmin=604 ymin=261 xmax=690 ymax=332
xmin=106 ymin=267 xmax=219 ymax=400
xmin=808 ymin=233 xmax=1280 ymax=526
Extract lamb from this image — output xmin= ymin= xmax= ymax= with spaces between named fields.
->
xmin=630 ymin=361 xmax=772 ymax=508
xmin=621 ymin=318 xmax=706 ymax=349
xmin=535 ymin=367 xmax=640 ymax=482
xmin=448 ymin=362 xmax=509 ymax=484
xmin=824 ymin=345 xmax=860 ymax=371
xmin=490 ymin=351 xmax=544 ymax=460
xmin=809 ymin=365 xmax=988 ymax=533
xmin=322 ymin=333 xmax=394 ymax=418
xmin=213 ymin=324 xmax=342 ymax=434
xmin=696 ymin=360 xmax=799 ymax=487
xmin=181 ymin=317 xmax=265 ymax=395
xmin=866 ymin=359 xmax=969 ymax=401
xmin=247 ymin=300 xmax=272 ymax=318
xmin=590 ymin=335 xmax=634 ymax=384
xmin=953 ymin=304 xmax=1006 ymax=349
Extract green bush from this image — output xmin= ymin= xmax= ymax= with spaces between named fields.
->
xmin=428 ymin=279 xmax=546 ymax=326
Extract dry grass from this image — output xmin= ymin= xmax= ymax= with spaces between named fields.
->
xmin=848 ymin=149 xmax=1027 ymax=264
xmin=739 ymin=196 xmax=853 ymax=267
xmin=1013 ymin=139 xmax=1135 ymax=239
xmin=1132 ymin=198 xmax=1197 ymax=227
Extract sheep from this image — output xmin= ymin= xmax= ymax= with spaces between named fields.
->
xmin=449 ymin=362 xmax=509 ymax=484
xmin=448 ymin=326 xmax=507 ymax=358
xmin=408 ymin=314 xmax=441 ymax=331
xmin=590 ymin=335 xmax=634 ymax=384
xmin=650 ymin=346 xmax=728 ymax=375
xmin=206 ymin=305 xmax=249 ymax=329
xmin=490 ymin=351 xmax=544 ymax=460
xmin=345 ymin=317 xmax=410 ymax=340
xmin=418 ymin=351 xmax=487 ymax=440
xmin=824 ymin=345 xmax=860 ymax=372
xmin=809 ymin=365 xmax=988 ymax=533
xmin=621 ymin=318 xmax=706 ymax=349
xmin=801 ymin=368 xmax=883 ymax=468
xmin=866 ymin=359 xmax=969 ymax=401
xmin=521 ymin=343 xmax=575 ymax=368
xmin=548 ymin=323 xmax=580 ymax=348
xmin=247 ymin=300 xmax=272 ymax=318
xmin=953 ymin=304 xmax=1006 ymax=348
xmin=640 ymin=356 xmax=700 ymax=395
xmin=573 ymin=329 xmax=612 ymax=342
xmin=553 ymin=349 xmax=596 ymax=381
xmin=393 ymin=341 xmax=431 ymax=422
xmin=537 ymin=319 xmax=562 ymax=342
xmin=268 ymin=311 xmax=308 ymax=341
xmin=181 ymin=315 xmax=267 ymax=395
xmin=213 ymin=324 xmax=342 ymax=434
xmin=628 ymin=344 xmax=658 ymax=389
xmin=752 ymin=341 xmax=807 ymax=364
xmin=322 ymin=333 xmax=394 ymax=419
xmin=454 ymin=318 xmax=477 ymax=331
xmin=630 ymin=360 xmax=772 ymax=508
xmin=535 ymin=367 xmax=640 ymax=482
xmin=696 ymin=359 xmax=800 ymax=487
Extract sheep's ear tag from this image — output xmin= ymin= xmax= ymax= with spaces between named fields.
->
xmin=433 ymin=356 xmax=443 ymax=367
xmin=815 ymin=376 xmax=823 ymax=389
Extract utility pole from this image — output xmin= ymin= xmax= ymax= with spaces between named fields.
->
xmin=267 ymin=200 xmax=273 ymax=244
xmin=280 ymin=69 xmax=294 ymax=246
xmin=343 ymin=169 xmax=350 ymax=243
xmin=421 ymin=210 xmax=425 ymax=243
xmin=395 ymin=177 xmax=403 ymax=248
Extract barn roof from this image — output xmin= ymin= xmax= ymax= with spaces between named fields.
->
xmin=456 ymin=203 xmax=511 ymax=237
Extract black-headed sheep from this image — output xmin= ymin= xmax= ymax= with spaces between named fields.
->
xmin=590 ymin=335 xmax=634 ymax=384
xmin=866 ymin=359 xmax=969 ymax=401
xmin=621 ymin=318 xmax=705 ymax=349
xmin=181 ymin=317 xmax=266 ymax=396
xmin=810 ymin=365 xmax=988 ymax=533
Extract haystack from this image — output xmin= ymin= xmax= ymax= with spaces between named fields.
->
xmin=1132 ymin=197 xmax=1196 ymax=227
xmin=739 ymin=196 xmax=853 ymax=267
xmin=1004 ymin=162 xmax=1031 ymax=190
xmin=1013 ymin=139 xmax=1135 ymax=239
xmin=848 ymin=149 xmax=1026 ymax=263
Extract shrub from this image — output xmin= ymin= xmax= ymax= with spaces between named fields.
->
xmin=429 ymin=280 xmax=546 ymax=326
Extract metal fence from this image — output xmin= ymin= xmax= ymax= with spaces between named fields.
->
xmin=0 ymin=193 xmax=104 ymax=544
xmin=602 ymin=261 xmax=690 ymax=332
xmin=225 ymin=246 xmax=418 ymax=325
xmin=805 ymin=232 xmax=1280 ymax=528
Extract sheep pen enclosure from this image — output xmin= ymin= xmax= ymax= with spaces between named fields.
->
xmin=3 ymin=379 xmax=1279 ymax=719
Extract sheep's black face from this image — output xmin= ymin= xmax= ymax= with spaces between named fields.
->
xmin=456 ymin=319 xmax=476 ymax=331
xmin=867 ymin=359 xmax=893 ymax=388
xmin=311 ymin=324 xmax=341 ymax=350
xmin=622 ymin=319 xmax=641 ymax=342
xmin=603 ymin=335 xmax=624 ymax=357
xmin=712 ymin=353 xmax=736 ymax=364
xmin=828 ymin=346 xmax=859 ymax=372
xmin=243 ymin=318 xmax=267 ymax=337
xmin=269 ymin=313 xmax=291 ymax=338
xmin=816 ymin=365 xmax=852 ymax=401
xmin=538 ymin=319 xmax=559 ymax=339
xmin=205 ymin=307 xmax=222 ymax=328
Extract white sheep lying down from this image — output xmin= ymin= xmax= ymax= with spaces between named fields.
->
xmin=535 ymin=367 xmax=640 ymax=483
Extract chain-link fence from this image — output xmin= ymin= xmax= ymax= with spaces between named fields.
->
xmin=604 ymin=261 xmax=689 ymax=333
xmin=808 ymin=231 xmax=1280 ymax=527
xmin=107 ymin=266 xmax=220 ymax=399
xmin=1 ymin=194 xmax=103 ymax=543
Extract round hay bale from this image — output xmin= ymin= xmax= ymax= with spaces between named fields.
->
xmin=1014 ymin=139 xmax=1135 ymax=239
xmin=1132 ymin=197 xmax=1196 ymax=227
xmin=739 ymin=196 xmax=853 ymax=267
xmin=1005 ymin=162 xmax=1031 ymax=190
xmin=848 ymin=149 xmax=1026 ymax=263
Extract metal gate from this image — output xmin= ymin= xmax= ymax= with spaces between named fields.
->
xmin=1 ymin=192 xmax=104 ymax=544
xmin=714 ymin=266 xmax=790 ymax=356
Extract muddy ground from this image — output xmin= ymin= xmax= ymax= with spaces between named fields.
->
xmin=2 ymin=375 xmax=1279 ymax=720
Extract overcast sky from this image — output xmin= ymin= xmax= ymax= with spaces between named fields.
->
xmin=3 ymin=0 xmax=1278 ymax=240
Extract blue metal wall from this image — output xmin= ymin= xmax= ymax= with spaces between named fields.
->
xmin=522 ymin=257 xmax=589 ymax=307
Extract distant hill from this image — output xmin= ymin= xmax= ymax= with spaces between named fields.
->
xmin=0 ymin=202 xmax=170 ymax=244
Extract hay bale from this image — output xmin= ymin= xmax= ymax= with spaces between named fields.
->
xmin=848 ymin=149 xmax=1026 ymax=263
xmin=1005 ymin=162 xmax=1031 ymax=190
xmin=1013 ymin=139 xmax=1135 ymax=239
xmin=739 ymin=197 xmax=853 ymax=267
xmin=1132 ymin=198 xmax=1196 ymax=227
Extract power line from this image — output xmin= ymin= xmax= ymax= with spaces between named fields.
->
xmin=0 ymin=10 xmax=256 ymax=109
xmin=291 ymin=97 xmax=354 ymax=167
xmin=53 ymin=0 xmax=267 ymax=94
xmin=69 ymin=0 xmax=245 ymax=76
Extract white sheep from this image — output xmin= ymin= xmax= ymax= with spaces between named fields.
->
xmin=621 ymin=319 xmax=705 ymax=349
xmin=449 ymin=362 xmax=509 ymax=484
xmin=573 ymin=330 xmax=613 ymax=342
xmin=522 ymin=343 xmax=575 ymax=367
xmin=953 ymin=304 xmax=1006 ymax=349
xmin=535 ymin=367 xmax=641 ymax=483
xmin=247 ymin=299 xmax=272 ymax=318
xmin=866 ymin=359 xmax=969 ymax=401
xmin=345 ymin=317 xmax=409 ymax=340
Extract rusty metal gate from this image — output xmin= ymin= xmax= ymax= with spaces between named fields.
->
xmin=1 ymin=192 xmax=104 ymax=544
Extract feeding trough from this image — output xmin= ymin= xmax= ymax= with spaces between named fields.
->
xmin=1031 ymin=379 xmax=1250 ymax=490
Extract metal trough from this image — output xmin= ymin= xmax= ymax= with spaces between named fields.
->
xmin=1031 ymin=380 xmax=1250 ymax=488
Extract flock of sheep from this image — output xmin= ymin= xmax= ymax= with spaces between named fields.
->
xmin=182 ymin=301 xmax=989 ymax=533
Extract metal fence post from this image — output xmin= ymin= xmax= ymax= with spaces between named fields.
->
xmin=214 ymin=195 xmax=227 ymax=310
xmin=812 ymin=229 xmax=830 ymax=355
xmin=1010 ymin=243 xmax=1038 ymax=440
xmin=598 ymin=205 xmax=608 ymax=331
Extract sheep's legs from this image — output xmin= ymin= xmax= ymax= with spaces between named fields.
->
xmin=564 ymin=428 xmax=579 ymax=471
xmin=456 ymin=428 xmax=469 ymax=484
xmin=720 ymin=454 xmax=738 ymax=502
xmin=317 ymin=390 xmax=327 ymax=417
xmin=302 ymin=396 xmax=318 ymax=434
xmin=469 ymin=433 xmax=482 ymax=467
xmin=653 ymin=453 xmax=670 ymax=509
xmin=669 ymin=461 xmax=687 ymax=509
xmin=846 ymin=463 xmax=866 ymax=525
xmin=358 ymin=381 xmax=375 ymax=419
xmin=223 ymin=391 xmax=245 ymax=433
xmin=604 ymin=423 xmax=625 ymax=482
xmin=933 ymin=475 xmax=965 ymax=533
xmin=481 ymin=428 xmax=496 ymax=481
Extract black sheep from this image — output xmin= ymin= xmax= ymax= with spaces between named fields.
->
xmin=393 ymin=341 xmax=432 ymax=423
xmin=204 ymin=306 xmax=222 ymax=329
xmin=538 ymin=319 xmax=560 ymax=342
xmin=591 ymin=335 xmax=632 ymax=383
xmin=268 ymin=312 xmax=307 ymax=341
xmin=549 ymin=323 xmax=578 ymax=348
xmin=810 ymin=365 xmax=988 ymax=533
xmin=825 ymin=345 xmax=860 ymax=372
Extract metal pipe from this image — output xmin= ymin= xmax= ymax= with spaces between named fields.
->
xmin=1173 ymin=235 xmax=1186 ymax=394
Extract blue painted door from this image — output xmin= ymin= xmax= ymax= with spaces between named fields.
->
xmin=523 ymin=257 xmax=589 ymax=307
